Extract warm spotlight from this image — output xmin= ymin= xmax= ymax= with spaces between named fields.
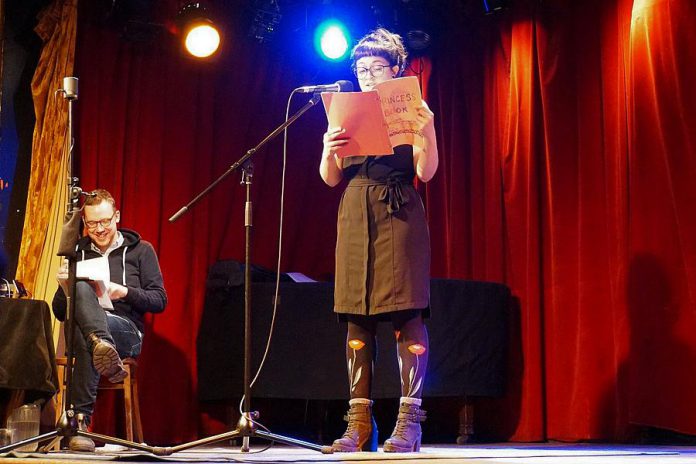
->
xmin=184 ymin=22 xmax=220 ymax=57
xmin=178 ymin=2 xmax=221 ymax=58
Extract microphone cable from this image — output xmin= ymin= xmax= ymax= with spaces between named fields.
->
xmin=239 ymin=88 xmax=303 ymax=417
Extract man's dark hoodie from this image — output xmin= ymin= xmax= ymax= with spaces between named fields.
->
xmin=52 ymin=228 xmax=167 ymax=332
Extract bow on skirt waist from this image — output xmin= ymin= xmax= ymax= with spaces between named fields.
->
xmin=347 ymin=176 xmax=413 ymax=214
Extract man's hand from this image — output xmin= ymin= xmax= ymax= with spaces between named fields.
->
xmin=56 ymin=258 xmax=70 ymax=294
xmin=107 ymin=282 xmax=128 ymax=300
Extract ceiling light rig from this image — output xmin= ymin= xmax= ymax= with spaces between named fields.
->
xmin=370 ymin=0 xmax=435 ymax=56
xmin=248 ymin=0 xmax=282 ymax=43
xmin=98 ymin=0 xmax=161 ymax=42
xmin=483 ymin=0 xmax=509 ymax=15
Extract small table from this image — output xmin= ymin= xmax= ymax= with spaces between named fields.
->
xmin=0 ymin=298 xmax=58 ymax=425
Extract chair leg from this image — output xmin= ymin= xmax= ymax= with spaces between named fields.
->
xmin=54 ymin=363 xmax=66 ymax=451
xmin=55 ymin=363 xmax=65 ymax=425
xmin=131 ymin=370 xmax=143 ymax=443
xmin=123 ymin=365 xmax=133 ymax=442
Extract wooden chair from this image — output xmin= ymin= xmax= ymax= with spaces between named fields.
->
xmin=55 ymin=357 xmax=143 ymax=443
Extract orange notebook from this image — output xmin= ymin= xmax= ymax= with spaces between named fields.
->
xmin=321 ymin=76 xmax=424 ymax=158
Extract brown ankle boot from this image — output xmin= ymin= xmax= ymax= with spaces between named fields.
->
xmin=331 ymin=400 xmax=378 ymax=452
xmin=88 ymin=333 xmax=127 ymax=383
xmin=383 ymin=402 xmax=427 ymax=453
xmin=68 ymin=413 xmax=95 ymax=452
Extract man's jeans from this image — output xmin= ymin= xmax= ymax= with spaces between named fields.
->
xmin=69 ymin=281 xmax=142 ymax=417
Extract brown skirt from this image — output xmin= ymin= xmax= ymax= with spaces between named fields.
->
xmin=334 ymin=177 xmax=430 ymax=316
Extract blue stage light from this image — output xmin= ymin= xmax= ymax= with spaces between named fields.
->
xmin=314 ymin=20 xmax=350 ymax=61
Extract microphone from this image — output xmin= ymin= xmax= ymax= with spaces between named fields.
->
xmin=59 ymin=76 xmax=78 ymax=100
xmin=296 ymin=80 xmax=354 ymax=94
xmin=169 ymin=206 xmax=188 ymax=223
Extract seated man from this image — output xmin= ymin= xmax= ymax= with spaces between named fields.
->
xmin=53 ymin=189 xmax=167 ymax=452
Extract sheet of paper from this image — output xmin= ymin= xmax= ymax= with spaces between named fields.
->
xmin=321 ymin=91 xmax=393 ymax=158
xmin=286 ymin=272 xmax=316 ymax=283
xmin=76 ymin=257 xmax=113 ymax=309
xmin=375 ymin=76 xmax=424 ymax=149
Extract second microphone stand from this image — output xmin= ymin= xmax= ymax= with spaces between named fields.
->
xmin=163 ymin=93 xmax=332 ymax=455
xmin=0 ymin=78 xmax=159 ymax=455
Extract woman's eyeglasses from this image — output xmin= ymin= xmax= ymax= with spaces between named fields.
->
xmin=354 ymin=64 xmax=391 ymax=80
xmin=83 ymin=214 xmax=116 ymax=230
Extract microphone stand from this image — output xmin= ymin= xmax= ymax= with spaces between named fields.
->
xmin=0 ymin=77 xmax=159 ymax=455
xmin=162 ymin=93 xmax=332 ymax=455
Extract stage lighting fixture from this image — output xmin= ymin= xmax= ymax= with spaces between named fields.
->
xmin=177 ymin=2 xmax=221 ymax=58
xmin=314 ymin=20 xmax=350 ymax=61
xmin=370 ymin=0 xmax=433 ymax=55
xmin=483 ymin=0 xmax=509 ymax=14
xmin=99 ymin=0 xmax=161 ymax=42
xmin=406 ymin=30 xmax=431 ymax=52
xmin=249 ymin=0 xmax=281 ymax=43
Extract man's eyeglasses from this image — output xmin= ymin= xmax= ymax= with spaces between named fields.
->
xmin=83 ymin=214 xmax=116 ymax=230
xmin=354 ymin=64 xmax=391 ymax=80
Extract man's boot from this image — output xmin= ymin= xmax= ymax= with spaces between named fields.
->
xmin=331 ymin=399 xmax=378 ymax=452
xmin=68 ymin=413 xmax=95 ymax=452
xmin=383 ymin=400 xmax=427 ymax=453
xmin=88 ymin=333 xmax=127 ymax=383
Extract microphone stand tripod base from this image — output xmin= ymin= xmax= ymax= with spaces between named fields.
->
xmin=152 ymin=412 xmax=334 ymax=456
xmin=0 ymin=409 xmax=160 ymax=455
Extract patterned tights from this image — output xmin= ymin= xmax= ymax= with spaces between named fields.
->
xmin=345 ymin=309 xmax=429 ymax=399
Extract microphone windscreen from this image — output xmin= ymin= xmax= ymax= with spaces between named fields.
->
xmin=336 ymin=80 xmax=354 ymax=92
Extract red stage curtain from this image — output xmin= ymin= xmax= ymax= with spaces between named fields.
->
xmin=625 ymin=0 xmax=696 ymax=437
xmin=74 ymin=0 xmax=696 ymax=444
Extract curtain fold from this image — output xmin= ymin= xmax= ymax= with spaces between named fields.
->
xmin=34 ymin=150 xmax=69 ymax=348
xmin=15 ymin=0 xmax=77 ymax=314
xmin=625 ymin=0 xmax=696 ymax=435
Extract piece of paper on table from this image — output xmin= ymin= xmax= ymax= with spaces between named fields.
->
xmin=321 ymin=91 xmax=393 ymax=158
xmin=286 ymin=272 xmax=317 ymax=283
xmin=76 ymin=257 xmax=113 ymax=309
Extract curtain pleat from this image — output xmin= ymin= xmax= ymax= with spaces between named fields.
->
xmin=625 ymin=0 xmax=696 ymax=435
xmin=33 ymin=150 xmax=69 ymax=348
xmin=15 ymin=0 xmax=77 ymax=315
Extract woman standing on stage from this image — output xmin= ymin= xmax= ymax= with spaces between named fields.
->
xmin=319 ymin=28 xmax=439 ymax=453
